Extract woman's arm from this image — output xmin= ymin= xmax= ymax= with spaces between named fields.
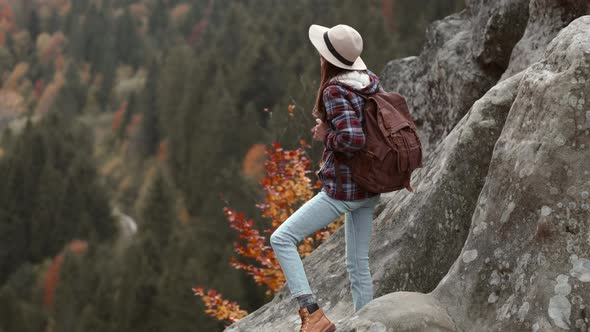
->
xmin=322 ymin=85 xmax=365 ymax=153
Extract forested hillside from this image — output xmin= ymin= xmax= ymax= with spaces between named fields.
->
xmin=0 ymin=1 xmax=463 ymax=330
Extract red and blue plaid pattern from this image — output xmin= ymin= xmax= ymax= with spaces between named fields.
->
xmin=316 ymin=69 xmax=381 ymax=201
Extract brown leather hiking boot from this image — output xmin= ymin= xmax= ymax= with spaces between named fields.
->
xmin=298 ymin=306 xmax=336 ymax=332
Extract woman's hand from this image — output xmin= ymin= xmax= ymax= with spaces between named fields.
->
xmin=311 ymin=118 xmax=329 ymax=142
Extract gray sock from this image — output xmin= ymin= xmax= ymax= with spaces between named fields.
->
xmin=296 ymin=293 xmax=316 ymax=308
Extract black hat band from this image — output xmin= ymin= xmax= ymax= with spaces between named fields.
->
xmin=323 ymin=31 xmax=355 ymax=66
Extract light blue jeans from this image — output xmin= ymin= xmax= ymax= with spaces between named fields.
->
xmin=270 ymin=188 xmax=381 ymax=312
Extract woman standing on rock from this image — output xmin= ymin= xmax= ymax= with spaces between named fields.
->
xmin=270 ymin=23 xmax=382 ymax=332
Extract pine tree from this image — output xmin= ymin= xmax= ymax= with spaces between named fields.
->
xmin=0 ymin=262 xmax=47 ymax=332
xmin=114 ymin=9 xmax=144 ymax=69
xmin=0 ymin=113 xmax=115 ymax=283
xmin=28 ymin=9 xmax=41 ymax=40
xmin=118 ymin=93 xmax=138 ymax=140
xmin=136 ymin=62 xmax=161 ymax=156
xmin=137 ymin=167 xmax=175 ymax=250
xmin=149 ymin=0 xmax=170 ymax=48
xmin=51 ymin=63 xmax=87 ymax=115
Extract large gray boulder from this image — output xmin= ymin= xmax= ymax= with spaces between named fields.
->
xmin=500 ymin=0 xmax=588 ymax=80
xmin=468 ymin=0 xmax=530 ymax=71
xmin=432 ymin=15 xmax=590 ymax=331
xmin=336 ymin=292 xmax=457 ymax=332
xmin=225 ymin=4 xmax=590 ymax=332
xmin=345 ymin=14 xmax=590 ymax=332
xmin=380 ymin=0 xmax=529 ymax=158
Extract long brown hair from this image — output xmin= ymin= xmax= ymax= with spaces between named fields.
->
xmin=312 ymin=56 xmax=349 ymax=121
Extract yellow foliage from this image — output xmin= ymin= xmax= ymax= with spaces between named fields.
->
xmin=288 ymin=103 xmax=296 ymax=118
xmin=11 ymin=30 xmax=31 ymax=59
xmin=36 ymin=33 xmax=51 ymax=54
xmin=0 ymin=89 xmax=24 ymax=117
xmin=100 ymin=156 xmax=122 ymax=177
xmin=54 ymin=54 xmax=66 ymax=72
xmin=170 ymin=3 xmax=191 ymax=24
xmin=118 ymin=175 xmax=132 ymax=193
xmin=35 ymin=71 xmax=65 ymax=114
xmin=129 ymin=3 xmax=148 ymax=19
xmin=178 ymin=205 xmax=191 ymax=225
xmin=17 ymin=78 xmax=32 ymax=96
xmin=38 ymin=5 xmax=52 ymax=19
xmin=36 ymin=32 xmax=66 ymax=65
xmin=116 ymin=65 xmax=135 ymax=81
xmin=114 ymin=66 xmax=147 ymax=100
xmin=4 ymin=62 xmax=28 ymax=90
xmin=133 ymin=164 xmax=159 ymax=214
xmin=242 ymin=143 xmax=266 ymax=180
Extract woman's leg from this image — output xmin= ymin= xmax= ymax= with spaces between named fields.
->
xmin=345 ymin=195 xmax=379 ymax=312
xmin=270 ymin=190 xmax=347 ymax=299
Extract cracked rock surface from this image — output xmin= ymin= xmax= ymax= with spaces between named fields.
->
xmin=432 ymin=15 xmax=590 ymax=331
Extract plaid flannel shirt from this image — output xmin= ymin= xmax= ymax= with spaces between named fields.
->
xmin=316 ymin=69 xmax=381 ymax=201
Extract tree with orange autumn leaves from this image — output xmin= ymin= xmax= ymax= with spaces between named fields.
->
xmin=43 ymin=240 xmax=89 ymax=312
xmin=192 ymin=105 xmax=344 ymax=326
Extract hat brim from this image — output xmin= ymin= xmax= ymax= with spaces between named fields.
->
xmin=308 ymin=24 xmax=367 ymax=70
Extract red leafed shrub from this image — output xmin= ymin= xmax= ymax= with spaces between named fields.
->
xmin=192 ymin=286 xmax=248 ymax=327
xmin=194 ymin=114 xmax=344 ymax=323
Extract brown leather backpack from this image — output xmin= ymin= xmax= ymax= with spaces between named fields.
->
xmin=334 ymin=86 xmax=423 ymax=194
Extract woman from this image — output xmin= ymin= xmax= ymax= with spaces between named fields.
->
xmin=270 ymin=23 xmax=382 ymax=332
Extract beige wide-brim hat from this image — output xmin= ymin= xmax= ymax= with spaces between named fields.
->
xmin=308 ymin=23 xmax=367 ymax=70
